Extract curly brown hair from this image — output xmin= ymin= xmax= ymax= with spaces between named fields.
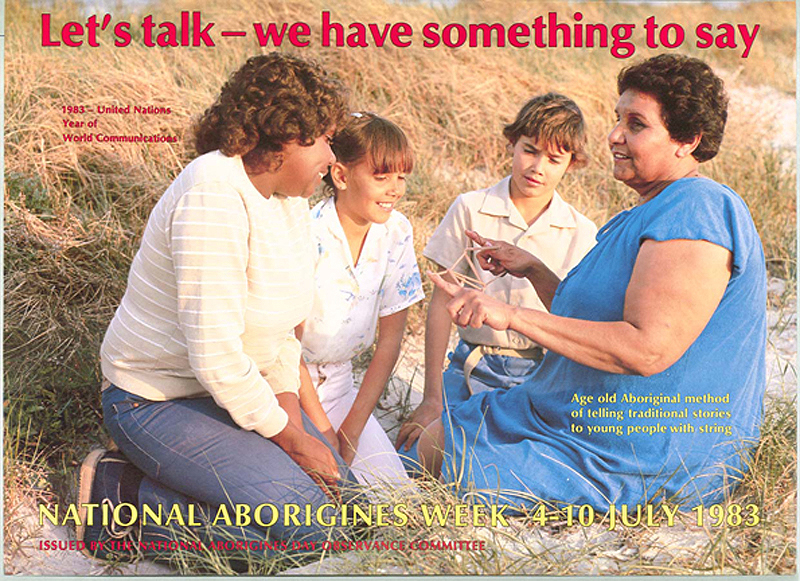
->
xmin=194 ymin=53 xmax=347 ymax=168
xmin=617 ymin=54 xmax=728 ymax=162
xmin=503 ymin=93 xmax=588 ymax=169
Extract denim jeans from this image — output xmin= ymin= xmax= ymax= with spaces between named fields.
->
xmin=398 ymin=340 xmax=540 ymax=474
xmin=102 ymin=385 xmax=356 ymax=557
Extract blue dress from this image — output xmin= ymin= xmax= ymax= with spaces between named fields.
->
xmin=442 ymin=178 xmax=767 ymax=511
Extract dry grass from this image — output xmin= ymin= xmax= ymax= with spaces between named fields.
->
xmin=4 ymin=0 xmax=796 ymax=575
xmin=3 ymin=403 xmax=56 ymax=570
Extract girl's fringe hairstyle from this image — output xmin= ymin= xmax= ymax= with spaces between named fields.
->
xmin=503 ymin=92 xmax=588 ymax=169
xmin=323 ymin=112 xmax=414 ymax=193
xmin=193 ymin=53 xmax=347 ymax=169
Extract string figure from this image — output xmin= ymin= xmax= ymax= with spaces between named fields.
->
xmin=438 ymin=245 xmax=502 ymax=291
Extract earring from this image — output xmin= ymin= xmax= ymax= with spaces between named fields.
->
xmin=339 ymin=184 xmax=347 ymax=190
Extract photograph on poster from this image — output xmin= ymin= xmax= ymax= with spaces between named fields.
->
xmin=4 ymin=0 xmax=796 ymax=575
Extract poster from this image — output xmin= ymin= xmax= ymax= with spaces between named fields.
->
xmin=3 ymin=0 xmax=796 ymax=575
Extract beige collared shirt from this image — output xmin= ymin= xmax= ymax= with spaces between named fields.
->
xmin=423 ymin=176 xmax=598 ymax=349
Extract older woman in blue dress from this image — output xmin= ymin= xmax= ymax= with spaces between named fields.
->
xmin=418 ymin=54 xmax=767 ymax=511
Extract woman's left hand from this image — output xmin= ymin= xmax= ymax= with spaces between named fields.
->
xmin=270 ymin=422 xmax=342 ymax=500
xmin=429 ymin=272 xmax=517 ymax=331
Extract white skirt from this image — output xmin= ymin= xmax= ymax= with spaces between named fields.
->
xmin=306 ymin=361 xmax=412 ymax=491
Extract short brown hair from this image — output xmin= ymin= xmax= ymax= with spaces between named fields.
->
xmin=617 ymin=54 xmax=728 ymax=162
xmin=194 ymin=53 xmax=347 ymax=168
xmin=323 ymin=112 xmax=414 ymax=193
xmin=503 ymin=93 xmax=588 ymax=169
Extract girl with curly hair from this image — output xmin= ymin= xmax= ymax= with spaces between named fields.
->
xmin=78 ymin=53 xmax=353 ymax=565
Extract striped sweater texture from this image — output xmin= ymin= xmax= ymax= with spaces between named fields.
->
xmin=101 ymin=151 xmax=314 ymax=437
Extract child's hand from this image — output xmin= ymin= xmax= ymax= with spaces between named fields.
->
xmin=321 ymin=427 xmax=341 ymax=455
xmin=337 ymin=430 xmax=358 ymax=466
xmin=466 ymin=230 xmax=544 ymax=279
xmin=395 ymin=398 xmax=443 ymax=452
xmin=429 ymin=272 xmax=517 ymax=331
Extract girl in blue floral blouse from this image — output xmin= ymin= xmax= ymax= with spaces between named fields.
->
xmin=298 ymin=113 xmax=424 ymax=488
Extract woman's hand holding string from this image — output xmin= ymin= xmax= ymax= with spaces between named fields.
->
xmin=428 ymin=272 xmax=517 ymax=331
xmin=465 ymin=230 xmax=560 ymax=310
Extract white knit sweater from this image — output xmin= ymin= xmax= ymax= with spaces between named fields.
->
xmin=101 ymin=151 xmax=314 ymax=437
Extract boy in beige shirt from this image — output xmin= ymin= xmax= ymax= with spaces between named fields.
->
xmin=396 ymin=93 xmax=597 ymax=470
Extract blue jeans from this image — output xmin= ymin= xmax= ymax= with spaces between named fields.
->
xmin=398 ymin=340 xmax=541 ymax=474
xmin=102 ymin=385 xmax=356 ymax=556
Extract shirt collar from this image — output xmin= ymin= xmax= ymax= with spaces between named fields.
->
xmin=314 ymin=197 xmax=388 ymax=267
xmin=315 ymin=196 xmax=347 ymax=242
xmin=478 ymin=176 xmax=577 ymax=231
xmin=544 ymin=190 xmax=579 ymax=229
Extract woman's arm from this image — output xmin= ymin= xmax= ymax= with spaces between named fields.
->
xmin=274 ymin=375 xmax=342 ymax=494
xmin=433 ymin=238 xmax=732 ymax=376
xmin=275 ymin=391 xmax=303 ymax=429
xmin=270 ymin=419 xmax=341 ymax=495
xmin=171 ymin=189 xmax=292 ymax=436
xmin=171 ymin=189 xmax=340 ymax=490
xmin=338 ymin=309 xmax=408 ymax=464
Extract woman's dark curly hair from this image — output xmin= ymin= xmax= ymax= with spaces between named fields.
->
xmin=617 ymin=54 xmax=728 ymax=162
xmin=194 ymin=53 xmax=347 ymax=169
